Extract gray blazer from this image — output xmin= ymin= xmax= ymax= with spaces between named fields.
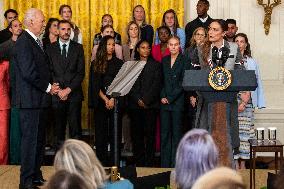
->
xmin=195 ymin=40 xmax=244 ymax=150
xmin=198 ymin=40 xmax=243 ymax=70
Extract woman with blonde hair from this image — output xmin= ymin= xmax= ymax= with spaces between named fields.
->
xmin=54 ymin=139 xmax=133 ymax=189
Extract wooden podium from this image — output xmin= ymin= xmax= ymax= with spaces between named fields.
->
xmin=183 ymin=70 xmax=257 ymax=167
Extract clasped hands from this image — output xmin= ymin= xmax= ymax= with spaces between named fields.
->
xmin=104 ymin=98 xmax=115 ymax=110
xmin=49 ymin=83 xmax=71 ymax=101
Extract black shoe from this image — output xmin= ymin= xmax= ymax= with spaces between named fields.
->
xmin=19 ymin=184 xmax=40 ymax=189
xmin=32 ymin=178 xmax=46 ymax=186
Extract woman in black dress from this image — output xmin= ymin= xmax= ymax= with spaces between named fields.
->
xmin=88 ymin=35 xmax=123 ymax=166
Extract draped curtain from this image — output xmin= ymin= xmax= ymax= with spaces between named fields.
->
xmin=4 ymin=0 xmax=184 ymax=129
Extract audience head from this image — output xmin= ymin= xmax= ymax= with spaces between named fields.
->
xmin=175 ymin=129 xmax=218 ymax=189
xmin=190 ymin=27 xmax=207 ymax=47
xmin=100 ymin=24 xmax=115 ymax=37
xmin=226 ymin=19 xmax=238 ymax=41
xmin=126 ymin=21 xmax=140 ymax=44
xmin=24 ymin=8 xmax=45 ymax=37
xmin=134 ymin=40 xmax=151 ymax=60
xmin=133 ymin=5 xmax=146 ymax=24
xmin=167 ymin=36 xmax=180 ymax=55
xmin=8 ymin=19 xmax=22 ymax=37
xmin=58 ymin=20 xmax=72 ymax=42
xmin=59 ymin=5 xmax=72 ymax=21
xmin=101 ymin=14 xmax=113 ymax=27
xmin=93 ymin=35 xmax=115 ymax=73
xmin=44 ymin=170 xmax=91 ymax=189
xmin=4 ymin=9 xmax=18 ymax=24
xmin=157 ymin=26 xmax=171 ymax=44
xmin=234 ymin=33 xmax=251 ymax=58
xmin=162 ymin=9 xmax=180 ymax=34
xmin=196 ymin=0 xmax=210 ymax=18
xmin=191 ymin=167 xmax=245 ymax=189
xmin=208 ymin=19 xmax=227 ymax=43
xmin=43 ymin=18 xmax=59 ymax=39
xmin=54 ymin=139 xmax=107 ymax=189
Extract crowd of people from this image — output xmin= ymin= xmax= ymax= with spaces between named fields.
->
xmin=0 ymin=0 xmax=268 ymax=188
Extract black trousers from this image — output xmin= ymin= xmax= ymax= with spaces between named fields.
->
xmin=94 ymin=107 xmax=122 ymax=166
xmin=19 ymin=108 xmax=47 ymax=186
xmin=54 ymin=100 xmax=82 ymax=147
xmin=160 ymin=109 xmax=183 ymax=168
xmin=129 ymin=108 xmax=157 ymax=167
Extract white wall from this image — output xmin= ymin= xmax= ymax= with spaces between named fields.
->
xmin=185 ymin=0 xmax=284 ymax=155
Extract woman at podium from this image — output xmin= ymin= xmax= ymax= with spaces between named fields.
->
xmin=194 ymin=19 xmax=244 ymax=167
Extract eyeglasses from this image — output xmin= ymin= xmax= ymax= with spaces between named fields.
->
xmin=195 ymin=33 xmax=206 ymax=37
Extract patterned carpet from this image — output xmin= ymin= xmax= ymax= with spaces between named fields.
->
xmin=0 ymin=166 xmax=272 ymax=189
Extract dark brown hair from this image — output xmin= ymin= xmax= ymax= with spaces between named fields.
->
xmin=59 ymin=5 xmax=72 ymax=15
xmin=93 ymin=35 xmax=114 ymax=73
xmin=234 ymin=33 xmax=251 ymax=58
xmin=162 ymin=9 xmax=180 ymax=35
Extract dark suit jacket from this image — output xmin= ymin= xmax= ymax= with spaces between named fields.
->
xmin=0 ymin=27 xmax=12 ymax=44
xmin=185 ymin=16 xmax=213 ymax=48
xmin=160 ymin=54 xmax=185 ymax=111
xmin=46 ymin=40 xmax=85 ymax=103
xmin=129 ymin=58 xmax=162 ymax=109
xmin=13 ymin=30 xmax=51 ymax=108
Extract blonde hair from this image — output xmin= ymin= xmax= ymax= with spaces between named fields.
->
xmin=191 ymin=167 xmax=245 ymax=189
xmin=54 ymin=139 xmax=108 ymax=189
xmin=189 ymin=27 xmax=208 ymax=48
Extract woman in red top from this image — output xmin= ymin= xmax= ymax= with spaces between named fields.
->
xmin=0 ymin=58 xmax=10 ymax=165
xmin=152 ymin=26 xmax=171 ymax=63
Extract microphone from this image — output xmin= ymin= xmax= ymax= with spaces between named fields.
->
xmin=220 ymin=46 xmax=230 ymax=67
xmin=212 ymin=46 xmax=218 ymax=66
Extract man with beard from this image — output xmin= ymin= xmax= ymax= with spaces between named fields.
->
xmin=225 ymin=19 xmax=238 ymax=42
xmin=46 ymin=20 xmax=85 ymax=149
xmin=185 ymin=0 xmax=213 ymax=48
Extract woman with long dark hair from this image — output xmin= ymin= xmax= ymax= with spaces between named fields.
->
xmin=88 ymin=35 xmax=123 ymax=166
xmin=42 ymin=18 xmax=59 ymax=49
xmin=195 ymin=19 xmax=244 ymax=166
xmin=128 ymin=40 xmax=162 ymax=166
xmin=155 ymin=9 xmax=186 ymax=51
xmin=234 ymin=33 xmax=265 ymax=169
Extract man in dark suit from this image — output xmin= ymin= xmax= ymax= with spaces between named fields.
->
xmin=46 ymin=20 xmax=85 ymax=148
xmin=185 ymin=0 xmax=213 ymax=48
xmin=0 ymin=9 xmax=18 ymax=44
xmin=13 ymin=8 xmax=60 ymax=189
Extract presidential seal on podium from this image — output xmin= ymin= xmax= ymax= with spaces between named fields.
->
xmin=208 ymin=67 xmax=232 ymax=90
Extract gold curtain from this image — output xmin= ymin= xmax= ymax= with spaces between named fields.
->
xmin=4 ymin=0 xmax=184 ymax=129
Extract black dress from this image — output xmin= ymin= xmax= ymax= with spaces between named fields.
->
xmin=88 ymin=56 xmax=123 ymax=166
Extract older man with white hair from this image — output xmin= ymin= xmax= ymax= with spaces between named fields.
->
xmin=13 ymin=8 xmax=60 ymax=189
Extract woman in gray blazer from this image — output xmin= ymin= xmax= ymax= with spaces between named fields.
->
xmin=194 ymin=19 xmax=244 ymax=166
